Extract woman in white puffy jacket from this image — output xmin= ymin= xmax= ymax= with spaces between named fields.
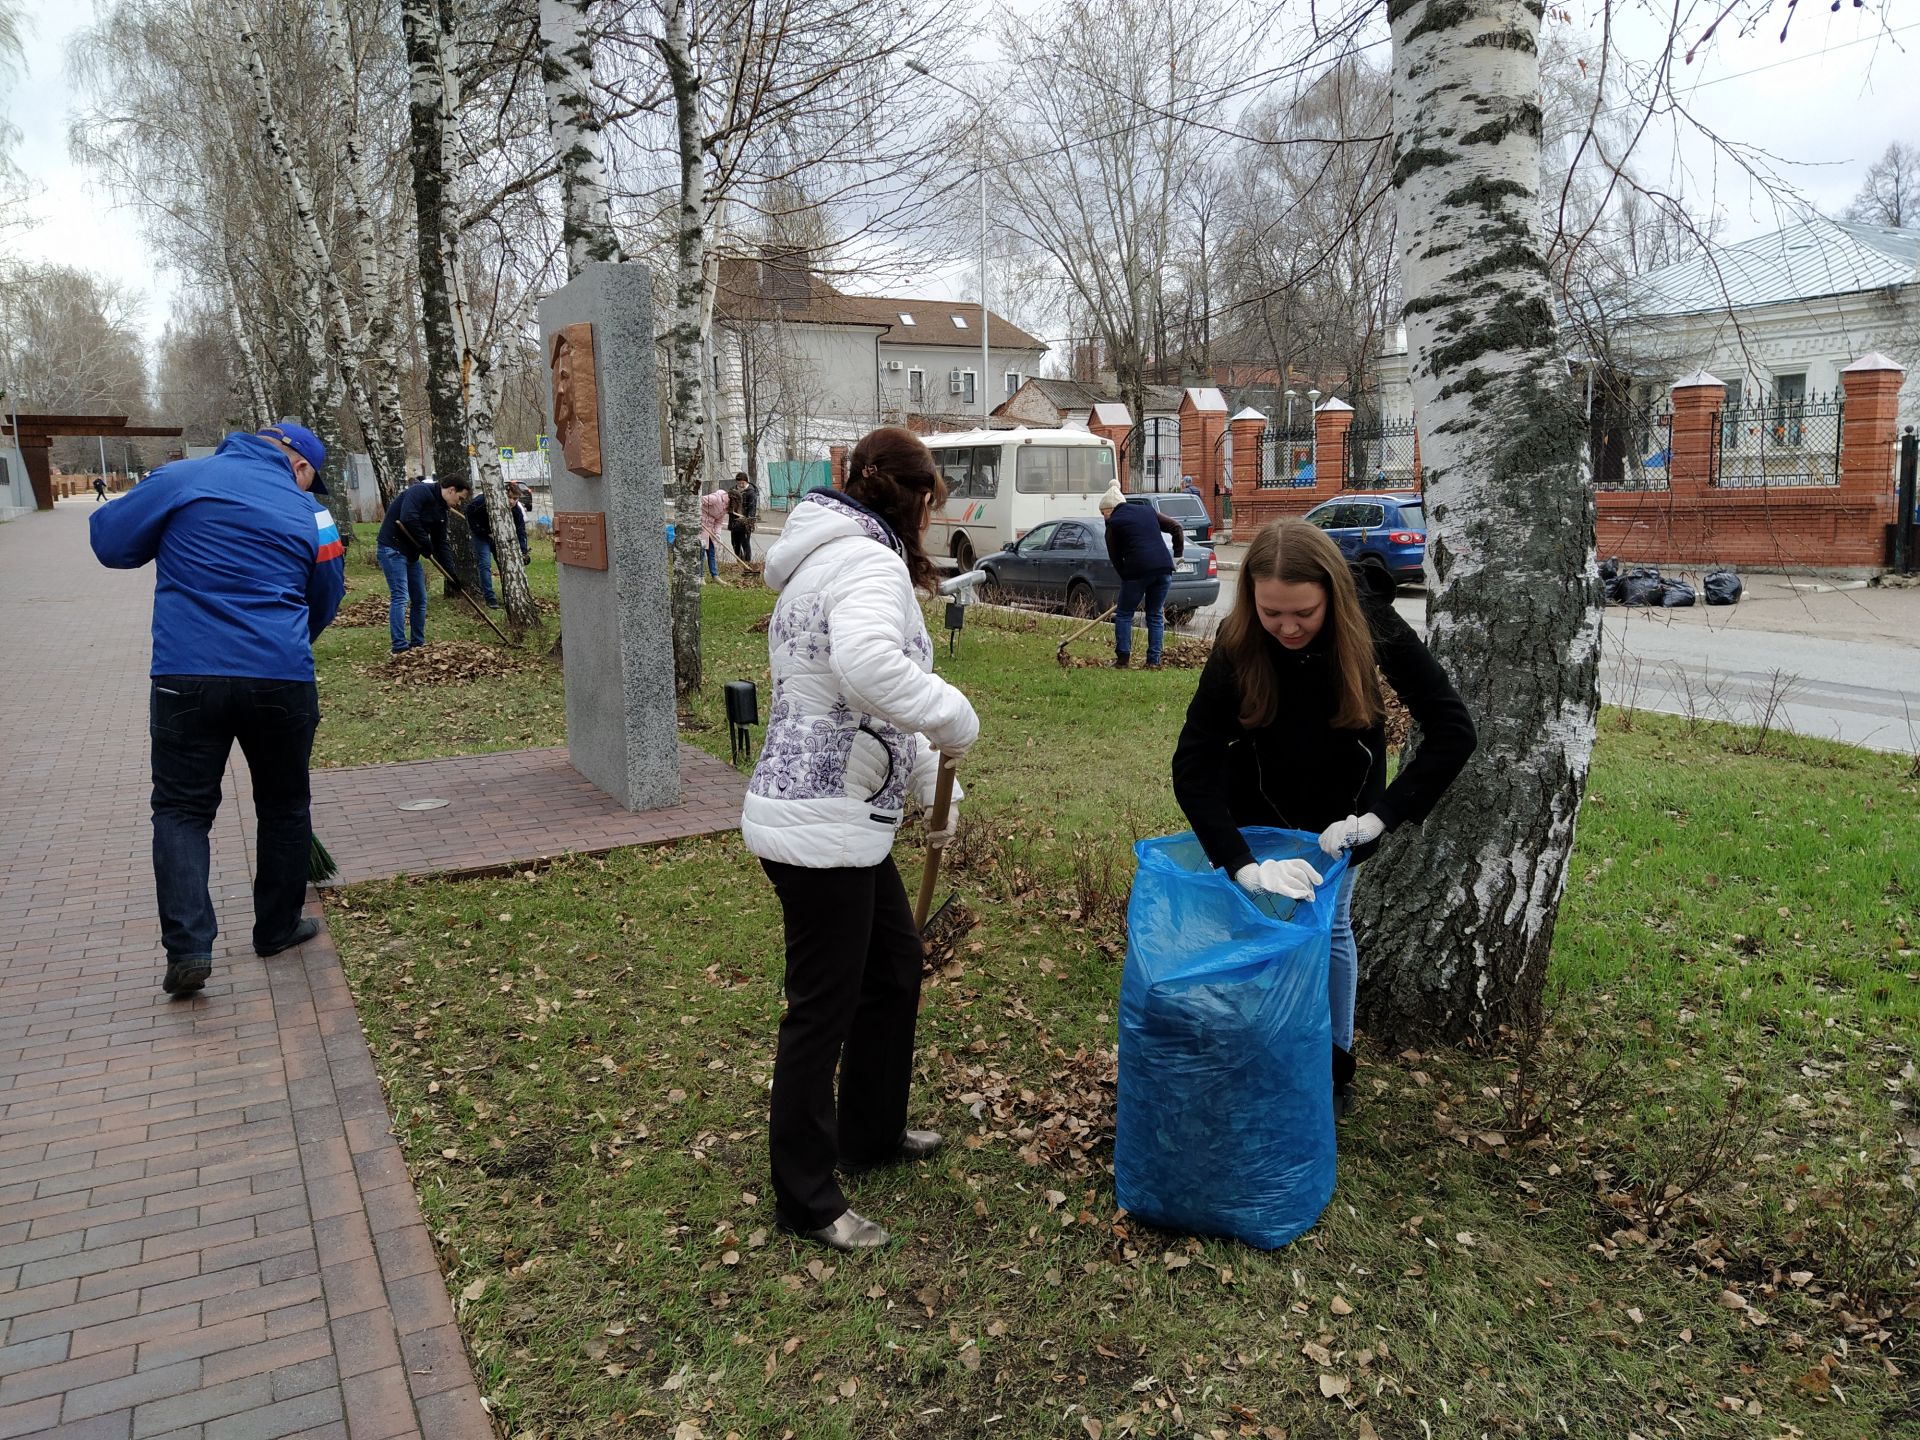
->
xmin=742 ymin=426 xmax=980 ymax=1253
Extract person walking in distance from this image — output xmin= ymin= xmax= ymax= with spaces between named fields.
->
xmin=728 ymin=471 xmax=758 ymax=565
xmin=89 ymin=421 xmax=346 ymax=998
xmin=1100 ymin=485 xmax=1183 ymax=669
xmin=1170 ymin=519 xmax=1475 ymax=1116
xmin=740 ymin=426 xmax=980 ymax=1252
xmin=377 ymin=474 xmax=470 ymax=653
xmin=93 ymin=474 xmax=108 ymax=502
xmin=699 ymin=485 xmax=731 ymax=580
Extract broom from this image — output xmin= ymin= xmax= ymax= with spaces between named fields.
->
xmin=308 ymin=834 xmax=339 ymax=884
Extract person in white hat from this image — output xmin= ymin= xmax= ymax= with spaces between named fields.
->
xmin=1099 ymin=485 xmax=1184 ymax=668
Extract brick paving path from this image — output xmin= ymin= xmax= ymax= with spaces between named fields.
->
xmin=1 ymin=502 xmax=743 ymax=1437
xmin=312 ymin=745 xmax=745 ymax=887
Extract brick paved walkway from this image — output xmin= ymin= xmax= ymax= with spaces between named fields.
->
xmin=0 ymin=502 xmax=743 ymax=1437
xmin=312 ymin=745 xmax=744 ymax=887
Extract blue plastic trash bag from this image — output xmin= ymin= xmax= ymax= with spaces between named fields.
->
xmin=1115 ymin=827 xmax=1348 ymax=1250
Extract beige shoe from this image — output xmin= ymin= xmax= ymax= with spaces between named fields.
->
xmin=808 ymin=1209 xmax=890 ymax=1252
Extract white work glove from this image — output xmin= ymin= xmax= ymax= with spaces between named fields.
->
xmin=927 ymin=797 xmax=959 ymax=846
xmin=1233 ymin=858 xmax=1323 ymax=903
xmin=1317 ymin=813 xmax=1385 ymax=857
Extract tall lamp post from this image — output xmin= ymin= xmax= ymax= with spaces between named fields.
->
xmin=1282 ymin=388 xmax=1297 ymax=480
xmin=1307 ymin=387 xmax=1322 ymax=480
xmin=906 ymin=59 xmax=990 ymax=429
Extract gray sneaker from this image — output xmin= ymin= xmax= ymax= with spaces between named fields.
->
xmin=805 ymin=1209 xmax=891 ymax=1252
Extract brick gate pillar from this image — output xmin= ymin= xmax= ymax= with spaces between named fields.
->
xmin=1839 ymin=353 xmax=1904 ymax=519
xmin=1667 ymin=371 xmax=1725 ymax=494
xmin=830 ymin=444 xmax=847 ymax=490
xmin=1177 ymin=388 xmax=1229 ymax=526
xmin=1312 ymin=398 xmax=1354 ymax=501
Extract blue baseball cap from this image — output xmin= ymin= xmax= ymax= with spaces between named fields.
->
xmin=258 ymin=422 xmax=329 ymax=494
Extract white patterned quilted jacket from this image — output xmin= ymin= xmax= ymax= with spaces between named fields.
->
xmin=740 ymin=490 xmax=978 ymax=868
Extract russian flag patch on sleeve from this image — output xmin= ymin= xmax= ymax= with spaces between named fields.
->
xmin=315 ymin=509 xmax=345 ymax=563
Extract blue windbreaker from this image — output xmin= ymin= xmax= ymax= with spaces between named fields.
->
xmin=89 ymin=432 xmax=347 ymax=681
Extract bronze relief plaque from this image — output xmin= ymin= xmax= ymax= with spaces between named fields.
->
xmin=550 ymin=322 xmax=602 ymax=476
xmin=553 ymin=511 xmax=609 ymax=570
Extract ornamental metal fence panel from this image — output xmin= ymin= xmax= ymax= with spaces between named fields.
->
xmin=1259 ymin=423 xmax=1316 ymax=487
xmin=1592 ymin=402 xmax=1671 ymax=491
xmin=1713 ymin=391 xmax=1842 ymax=487
xmin=1340 ymin=415 xmax=1422 ymax=490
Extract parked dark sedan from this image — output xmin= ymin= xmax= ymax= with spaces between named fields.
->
xmin=1125 ymin=491 xmax=1212 ymax=544
xmin=977 ymin=515 xmax=1221 ymax=623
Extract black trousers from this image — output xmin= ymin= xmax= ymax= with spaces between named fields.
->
xmin=729 ymin=520 xmax=753 ymax=564
xmin=760 ymin=855 xmax=925 ymax=1229
xmin=150 ymin=676 xmax=319 ymax=961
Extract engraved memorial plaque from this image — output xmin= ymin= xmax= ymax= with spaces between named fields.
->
xmin=553 ymin=511 xmax=609 ymax=570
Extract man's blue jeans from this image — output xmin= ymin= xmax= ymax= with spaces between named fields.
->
xmin=472 ymin=538 xmax=498 ymax=605
xmin=378 ymin=544 xmax=426 ymax=651
xmin=150 ymin=676 xmax=319 ymax=961
xmin=1115 ymin=573 xmax=1172 ymax=664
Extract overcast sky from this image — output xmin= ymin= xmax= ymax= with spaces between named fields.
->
xmin=2 ymin=0 xmax=1913 ymax=353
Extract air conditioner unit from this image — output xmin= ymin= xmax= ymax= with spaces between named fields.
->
xmin=884 ymin=360 xmax=903 ymax=372
xmin=949 ymin=369 xmax=965 ymax=395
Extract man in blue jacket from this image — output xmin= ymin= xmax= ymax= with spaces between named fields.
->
xmin=377 ymin=474 xmax=471 ymax=653
xmin=90 ymin=421 xmax=347 ymax=998
xmin=1100 ymin=484 xmax=1184 ymax=669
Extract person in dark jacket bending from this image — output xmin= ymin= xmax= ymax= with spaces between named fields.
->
xmin=462 ymin=491 xmax=504 ymax=608
xmin=377 ymin=475 xmax=470 ymax=654
xmin=1100 ymin=485 xmax=1184 ymax=669
xmin=1171 ymin=518 xmax=1475 ymax=1115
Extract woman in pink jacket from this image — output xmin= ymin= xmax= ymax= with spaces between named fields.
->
xmin=699 ymin=487 xmax=732 ymax=579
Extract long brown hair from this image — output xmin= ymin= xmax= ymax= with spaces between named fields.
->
xmin=1218 ymin=518 xmax=1380 ymax=730
xmin=845 ymin=426 xmax=947 ymax=592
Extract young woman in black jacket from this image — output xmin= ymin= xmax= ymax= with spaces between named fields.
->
xmin=1171 ymin=519 xmax=1476 ymax=1114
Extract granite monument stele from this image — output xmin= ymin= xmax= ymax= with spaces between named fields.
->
xmin=537 ymin=263 xmax=680 ymax=811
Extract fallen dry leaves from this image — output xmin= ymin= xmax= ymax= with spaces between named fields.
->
xmin=376 ymin=640 xmax=539 ymax=687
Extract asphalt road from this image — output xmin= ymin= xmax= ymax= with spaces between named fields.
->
xmin=1182 ymin=576 xmax=1920 ymax=756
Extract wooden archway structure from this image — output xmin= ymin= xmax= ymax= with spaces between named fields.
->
xmin=2 ymin=413 xmax=186 ymax=511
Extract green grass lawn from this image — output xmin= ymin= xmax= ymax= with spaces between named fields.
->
xmin=328 ymin=586 xmax=1920 ymax=1439
xmin=310 ymin=534 xmax=567 ymax=769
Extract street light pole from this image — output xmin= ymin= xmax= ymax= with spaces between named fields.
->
xmin=907 ymin=58 xmax=990 ymax=429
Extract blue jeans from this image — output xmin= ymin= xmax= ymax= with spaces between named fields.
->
xmin=1115 ymin=573 xmax=1172 ymax=664
xmin=472 ymin=537 xmax=498 ymax=605
xmin=150 ymin=676 xmax=319 ymax=961
xmin=704 ymin=539 xmax=718 ymax=579
xmin=378 ymin=544 xmax=427 ymax=651
xmin=1328 ymin=865 xmax=1358 ymax=1051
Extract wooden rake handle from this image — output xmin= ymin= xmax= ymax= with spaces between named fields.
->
xmin=914 ymin=755 xmax=958 ymax=930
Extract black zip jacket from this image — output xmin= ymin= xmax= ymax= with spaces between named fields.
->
xmin=1171 ymin=575 xmax=1476 ymax=876
xmin=377 ymin=480 xmax=459 ymax=573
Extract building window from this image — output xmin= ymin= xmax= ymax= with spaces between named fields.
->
xmin=908 ymin=368 xmax=925 ymax=404
xmin=962 ymin=371 xmax=976 ymax=404
xmin=1005 ymin=371 xmax=1020 ymax=397
xmin=898 ymin=312 xmax=916 ymax=326
xmin=952 ymin=314 xmax=968 ymax=330
xmin=1771 ymin=372 xmax=1806 ymax=448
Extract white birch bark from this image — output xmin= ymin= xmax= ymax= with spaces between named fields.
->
xmin=218 ymin=240 xmax=271 ymax=428
xmin=1351 ymin=0 xmax=1602 ymax=1044
xmin=538 ymin=0 xmax=622 ymax=276
xmin=312 ymin=0 xmax=411 ymax=490
xmin=221 ymin=0 xmax=399 ymax=504
xmin=659 ymin=0 xmax=710 ymax=698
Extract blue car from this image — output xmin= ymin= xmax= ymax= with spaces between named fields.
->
xmin=1301 ymin=492 xmax=1426 ymax=586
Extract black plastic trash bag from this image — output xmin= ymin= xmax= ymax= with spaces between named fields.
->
xmin=1659 ymin=578 xmax=1696 ymax=608
xmin=1703 ymin=569 xmax=1742 ymax=605
xmin=1115 ymin=828 xmax=1350 ymax=1251
xmin=1598 ymin=555 xmax=1620 ymax=583
xmin=1617 ymin=569 xmax=1665 ymax=606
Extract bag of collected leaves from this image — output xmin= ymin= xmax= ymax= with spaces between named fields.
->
xmin=1115 ymin=827 xmax=1349 ymax=1250
xmin=1703 ymin=569 xmax=1743 ymax=605
xmin=1615 ymin=566 xmax=1666 ymax=606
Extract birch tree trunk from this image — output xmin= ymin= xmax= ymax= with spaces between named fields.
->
xmin=464 ymin=342 xmax=539 ymax=632
xmin=659 ymin=0 xmax=709 ymax=698
xmin=313 ymin=0 xmax=410 ymax=492
xmin=538 ymin=0 xmax=623 ymax=275
xmin=400 ymin=0 xmax=468 ymax=491
xmin=219 ymin=243 xmax=271 ymax=428
xmin=296 ymin=245 xmax=356 ymax=544
xmin=222 ymin=0 xmax=398 ymax=506
xmin=1351 ymin=0 xmax=1601 ymax=1044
